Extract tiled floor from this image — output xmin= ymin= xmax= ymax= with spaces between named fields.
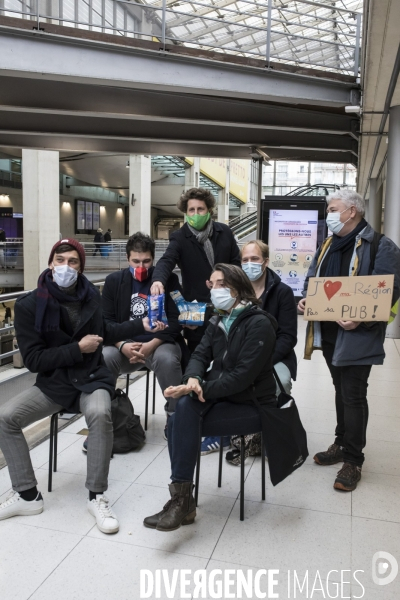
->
xmin=1 ymin=319 xmax=400 ymax=599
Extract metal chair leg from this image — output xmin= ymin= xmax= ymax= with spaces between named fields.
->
xmin=240 ymin=434 xmax=245 ymax=521
xmin=218 ymin=437 xmax=223 ymax=488
xmin=195 ymin=443 xmax=201 ymax=507
xmin=48 ymin=414 xmax=56 ymax=492
xmin=126 ymin=374 xmax=130 ymax=395
xmin=144 ymin=369 xmax=150 ymax=431
xmin=53 ymin=413 xmax=59 ymax=473
xmin=261 ymin=432 xmax=266 ymax=501
xmin=152 ymin=371 xmax=156 ymax=414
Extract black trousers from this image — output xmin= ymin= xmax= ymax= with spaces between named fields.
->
xmin=322 ymin=342 xmax=372 ymax=466
xmin=167 ymin=395 xmax=271 ymax=482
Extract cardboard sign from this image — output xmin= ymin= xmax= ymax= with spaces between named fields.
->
xmin=304 ymin=275 xmax=395 ymax=321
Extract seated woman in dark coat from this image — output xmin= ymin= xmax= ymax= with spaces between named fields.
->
xmin=143 ymin=264 xmax=277 ymax=532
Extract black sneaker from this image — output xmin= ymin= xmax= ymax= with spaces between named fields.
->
xmin=82 ymin=437 xmax=88 ymax=453
xmin=314 ymin=443 xmax=344 ymax=466
xmin=334 ymin=462 xmax=362 ymax=491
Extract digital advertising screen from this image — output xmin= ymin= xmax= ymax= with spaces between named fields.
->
xmin=261 ymin=197 xmax=327 ymax=297
xmin=268 ymin=209 xmax=318 ymax=295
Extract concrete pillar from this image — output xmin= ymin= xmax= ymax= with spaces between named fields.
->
xmin=368 ymin=178 xmax=383 ymax=232
xmin=256 ymin=159 xmax=263 ymax=238
xmin=217 ymin=159 xmax=230 ymax=224
xmin=129 ymin=155 xmax=152 ymax=236
xmin=22 ymin=149 xmax=60 ymax=290
xmin=384 ymin=105 xmax=400 ymax=338
xmin=185 ymin=158 xmax=200 ymax=190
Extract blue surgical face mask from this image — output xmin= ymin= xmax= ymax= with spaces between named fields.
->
xmin=242 ymin=261 xmax=265 ymax=281
xmin=326 ymin=207 xmax=351 ymax=235
xmin=210 ymin=287 xmax=237 ymax=311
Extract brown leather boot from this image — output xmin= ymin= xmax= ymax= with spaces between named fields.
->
xmin=143 ymin=498 xmax=172 ymax=529
xmin=156 ymin=482 xmax=196 ymax=532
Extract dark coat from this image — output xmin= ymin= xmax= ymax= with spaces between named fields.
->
xmin=183 ymin=305 xmax=278 ymax=405
xmin=14 ymin=283 xmax=146 ymax=412
xmin=152 ymin=222 xmax=241 ymax=302
xmin=303 ymin=223 xmax=400 ymax=366
xmin=260 ymin=268 xmax=298 ymax=380
xmin=104 ymin=232 xmax=111 ymax=242
xmin=102 ymin=268 xmax=182 ymax=345
xmin=94 ymin=232 xmax=104 ymax=243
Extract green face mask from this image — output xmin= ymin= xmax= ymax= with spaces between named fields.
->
xmin=186 ymin=211 xmax=211 ymax=231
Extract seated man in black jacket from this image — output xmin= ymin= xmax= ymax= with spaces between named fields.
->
xmin=143 ymin=264 xmax=277 ymax=532
xmin=101 ymin=232 xmax=184 ymax=439
xmin=0 ymin=238 xmax=163 ymax=533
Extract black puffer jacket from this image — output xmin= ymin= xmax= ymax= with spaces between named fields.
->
xmin=260 ymin=268 xmax=298 ymax=380
xmin=14 ymin=284 xmax=146 ymax=412
xmin=183 ymin=305 xmax=277 ymax=405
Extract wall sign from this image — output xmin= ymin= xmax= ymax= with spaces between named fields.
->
xmin=0 ymin=207 xmax=13 ymax=218
xmin=75 ymin=199 xmax=100 ymax=233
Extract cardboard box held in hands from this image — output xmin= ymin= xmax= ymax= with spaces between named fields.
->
xmin=304 ymin=274 xmax=395 ymax=321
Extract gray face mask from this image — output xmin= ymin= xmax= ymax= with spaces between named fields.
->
xmin=52 ymin=265 xmax=78 ymax=287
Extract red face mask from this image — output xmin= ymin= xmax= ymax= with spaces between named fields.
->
xmin=130 ymin=266 xmax=149 ymax=282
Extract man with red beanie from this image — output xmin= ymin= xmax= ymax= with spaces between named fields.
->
xmin=0 ymin=238 xmax=165 ymax=533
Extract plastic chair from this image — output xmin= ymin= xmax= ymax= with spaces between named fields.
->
xmin=126 ymin=367 xmax=156 ymax=431
xmin=194 ymin=434 xmax=266 ymax=521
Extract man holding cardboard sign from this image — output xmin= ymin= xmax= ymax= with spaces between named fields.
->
xmin=304 ymin=274 xmax=395 ymax=322
xmin=298 ymin=190 xmax=400 ymax=492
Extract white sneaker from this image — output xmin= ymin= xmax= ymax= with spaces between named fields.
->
xmin=87 ymin=495 xmax=119 ymax=534
xmin=0 ymin=490 xmax=44 ymax=520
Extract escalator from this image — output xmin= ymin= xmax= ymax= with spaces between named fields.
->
xmin=229 ymin=184 xmax=343 ymax=240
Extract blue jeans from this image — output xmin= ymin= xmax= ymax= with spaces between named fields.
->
xmin=167 ymin=395 xmax=274 ymax=482
xmin=322 ymin=342 xmax=372 ymax=466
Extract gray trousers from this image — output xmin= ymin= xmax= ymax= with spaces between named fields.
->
xmin=0 ymin=386 xmax=113 ymax=493
xmin=103 ymin=342 xmax=182 ymax=413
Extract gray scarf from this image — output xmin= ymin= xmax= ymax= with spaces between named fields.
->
xmin=187 ymin=218 xmax=215 ymax=268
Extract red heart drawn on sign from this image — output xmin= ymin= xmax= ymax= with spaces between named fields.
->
xmin=324 ymin=280 xmax=342 ymax=301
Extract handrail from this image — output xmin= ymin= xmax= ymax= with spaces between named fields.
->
xmin=0 ymin=0 xmax=362 ymax=75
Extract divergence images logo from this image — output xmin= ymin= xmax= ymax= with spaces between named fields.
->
xmin=372 ymin=551 xmax=399 ymax=586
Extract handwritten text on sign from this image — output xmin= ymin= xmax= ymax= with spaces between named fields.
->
xmin=304 ymin=275 xmax=394 ymax=321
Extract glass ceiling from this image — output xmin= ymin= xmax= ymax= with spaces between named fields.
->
xmin=145 ymin=0 xmax=364 ymax=75
xmin=2 ymin=0 xmax=363 ymax=75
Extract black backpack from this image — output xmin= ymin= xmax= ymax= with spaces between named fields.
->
xmin=111 ymin=389 xmax=146 ymax=454
xmin=368 ymin=231 xmax=384 ymax=274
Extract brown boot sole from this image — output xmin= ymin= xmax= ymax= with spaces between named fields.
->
xmin=156 ymin=511 xmax=196 ymax=532
xmin=333 ymin=480 xmax=359 ymax=492
xmin=314 ymin=454 xmax=344 ymax=466
xmin=144 ymin=518 xmax=194 ymax=530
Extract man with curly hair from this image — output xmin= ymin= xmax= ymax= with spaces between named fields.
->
xmin=151 ymin=188 xmax=241 ymax=450
xmin=151 ymin=187 xmax=241 ymax=353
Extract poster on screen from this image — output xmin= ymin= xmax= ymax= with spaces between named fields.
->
xmin=268 ymin=209 xmax=319 ymax=296
xmin=304 ymin=275 xmax=394 ymax=321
